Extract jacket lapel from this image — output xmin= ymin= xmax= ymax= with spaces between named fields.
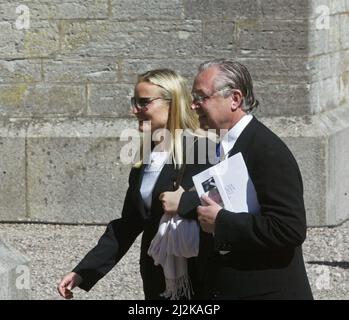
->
xmin=228 ymin=116 xmax=258 ymax=159
xmin=129 ymin=164 xmax=149 ymax=219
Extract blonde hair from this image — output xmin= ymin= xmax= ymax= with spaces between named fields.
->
xmin=134 ymin=69 xmax=199 ymax=168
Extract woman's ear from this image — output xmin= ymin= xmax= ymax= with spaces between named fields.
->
xmin=230 ymin=89 xmax=243 ymax=111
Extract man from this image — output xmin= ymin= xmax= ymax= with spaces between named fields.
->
xmin=191 ymin=59 xmax=313 ymax=299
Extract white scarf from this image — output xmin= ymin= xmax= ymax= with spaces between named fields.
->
xmin=147 ymin=214 xmax=200 ymax=300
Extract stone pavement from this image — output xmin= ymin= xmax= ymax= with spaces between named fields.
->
xmin=0 ymin=220 xmax=348 ymax=300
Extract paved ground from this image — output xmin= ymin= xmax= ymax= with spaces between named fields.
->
xmin=0 ymin=220 xmax=348 ymax=300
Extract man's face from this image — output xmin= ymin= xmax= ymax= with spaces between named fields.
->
xmin=191 ymin=67 xmax=231 ymax=130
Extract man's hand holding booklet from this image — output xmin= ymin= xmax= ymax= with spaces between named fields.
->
xmin=192 ymin=152 xmax=260 ymax=215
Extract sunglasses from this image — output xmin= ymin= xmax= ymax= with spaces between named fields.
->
xmin=130 ymin=97 xmax=171 ymax=110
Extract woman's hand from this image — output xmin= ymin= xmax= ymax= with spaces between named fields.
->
xmin=57 ymin=272 xmax=82 ymax=299
xmin=159 ymin=186 xmax=185 ymax=216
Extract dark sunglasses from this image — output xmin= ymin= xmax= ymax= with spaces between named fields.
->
xmin=130 ymin=97 xmax=171 ymax=110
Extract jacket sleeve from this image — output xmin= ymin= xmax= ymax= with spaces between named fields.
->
xmin=214 ymin=140 xmax=307 ymax=252
xmin=177 ymin=137 xmax=213 ymax=220
xmin=72 ymin=180 xmax=144 ymax=291
xmin=177 ymin=190 xmax=201 ymax=219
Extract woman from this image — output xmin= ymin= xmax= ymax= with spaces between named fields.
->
xmin=57 ymin=69 xmax=204 ymax=300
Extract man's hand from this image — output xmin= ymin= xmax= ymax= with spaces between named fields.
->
xmin=159 ymin=186 xmax=185 ymax=216
xmin=197 ymin=195 xmax=222 ymax=234
xmin=57 ymin=272 xmax=82 ymax=299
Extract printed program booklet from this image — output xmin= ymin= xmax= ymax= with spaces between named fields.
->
xmin=192 ymin=152 xmax=260 ymax=214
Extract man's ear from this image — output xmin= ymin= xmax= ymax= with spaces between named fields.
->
xmin=230 ymin=90 xmax=243 ymax=111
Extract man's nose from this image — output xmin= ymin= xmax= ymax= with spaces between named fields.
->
xmin=131 ymin=106 xmax=140 ymax=114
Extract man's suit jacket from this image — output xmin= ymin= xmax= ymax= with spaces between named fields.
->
xmin=187 ymin=117 xmax=313 ymax=299
xmin=72 ymin=139 xmax=208 ymax=300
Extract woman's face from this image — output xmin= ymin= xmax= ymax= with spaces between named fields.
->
xmin=132 ymin=82 xmax=170 ymax=133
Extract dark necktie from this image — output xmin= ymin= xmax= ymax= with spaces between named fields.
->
xmin=216 ymin=142 xmax=221 ymax=159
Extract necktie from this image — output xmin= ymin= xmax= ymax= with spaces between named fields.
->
xmin=216 ymin=142 xmax=221 ymax=160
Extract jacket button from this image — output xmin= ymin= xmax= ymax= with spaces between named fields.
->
xmin=213 ymin=291 xmax=221 ymax=298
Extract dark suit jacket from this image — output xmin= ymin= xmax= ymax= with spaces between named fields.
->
xmin=197 ymin=117 xmax=313 ymax=299
xmin=72 ymin=139 xmax=208 ymax=300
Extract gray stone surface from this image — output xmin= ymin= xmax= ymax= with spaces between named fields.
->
xmin=61 ymin=20 xmax=202 ymax=57
xmin=120 ymin=58 xmax=208 ymax=84
xmin=26 ymin=137 xmax=132 ymax=224
xmin=88 ymin=83 xmax=133 ymax=117
xmin=0 ymin=59 xmax=42 ymax=83
xmin=0 ymin=238 xmax=30 ymax=300
xmin=43 ymin=57 xmax=118 ymax=83
xmin=0 ymin=83 xmax=86 ymax=118
xmin=203 ymin=21 xmax=236 ymax=54
xmin=0 ymin=20 xmax=60 ymax=59
xmin=261 ymin=104 xmax=349 ymax=226
xmin=259 ymin=0 xmax=308 ymax=19
xmin=110 ymin=0 xmax=184 ymax=20
xmin=0 ymin=131 xmax=26 ymax=221
xmin=23 ymin=84 xmax=86 ymax=117
xmin=0 ymin=1 xmax=109 ymax=21
xmin=237 ymin=19 xmax=308 ymax=57
xmin=254 ymin=83 xmax=310 ymax=116
xmin=0 ymin=220 xmax=347 ymax=300
xmin=183 ymin=0 xmax=261 ymax=19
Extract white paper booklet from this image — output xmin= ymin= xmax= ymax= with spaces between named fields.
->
xmin=192 ymin=152 xmax=260 ymax=214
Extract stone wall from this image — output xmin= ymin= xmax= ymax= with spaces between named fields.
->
xmin=0 ymin=1 xmax=348 ymax=225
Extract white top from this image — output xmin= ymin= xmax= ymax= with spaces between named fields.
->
xmin=218 ymin=114 xmax=253 ymax=159
xmin=140 ymin=151 xmax=169 ymax=209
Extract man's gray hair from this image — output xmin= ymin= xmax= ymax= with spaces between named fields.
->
xmin=198 ymin=59 xmax=259 ymax=113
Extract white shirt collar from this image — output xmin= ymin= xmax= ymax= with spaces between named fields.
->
xmin=144 ymin=151 xmax=169 ymax=171
xmin=220 ymin=114 xmax=253 ymax=156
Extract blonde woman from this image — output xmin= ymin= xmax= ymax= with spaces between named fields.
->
xmin=57 ymin=69 xmax=207 ymax=300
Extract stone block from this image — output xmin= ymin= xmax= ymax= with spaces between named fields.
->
xmin=203 ymin=21 xmax=236 ymax=54
xmin=15 ymin=20 xmax=59 ymax=58
xmin=0 ymin=22 xmax=22 ymax=58
xmin=26 ymin=119 xmax=138 ymax=224
xmin=0 ymin=124 xmax=26 ymax=221
xmin=261 ymin=104 xmax=349 ymax=226
xmin=0 ymin=0 xmax=108 ymax=20
xmin=254 ymin=82 xmax=311 ymax=117
xmin=61 ymin=20 xmax=202 ymax=56
xmin=237 ymin=19 xmax=308 ymax=56
xmin=260 ymin=0 xmax=308 ymax=19
xmin=309 ymin=76 xmax=341 ymax=114
xmin=110 ymin=0 xmax=184 ymax=20
xmin=339 ymin=71 xmax=349 ymax=107
xmin=43 ymin=57 xmax=117 ymax=83
xmin=309 ymin=0 xmax=349 ymax=17
xmin=0 ymin=59 xmax=41 ymax=83
xmin=0 ymin=84 xmax=30 ymax=116
xmin=120 ymin=57 xmax=208 ymax=84
xmin=88 ymin=83 xmax=133 ymax=117
xmin=240 ymin=56 xmax=309 ymax=84
xmin=183 ymin=0 xmax=260 ymax=19
xmin=21 ymin=84 xmax=85 ymax=117
xmin=48 ymin=0 xmax=109 ymax=19
xmin=0 ymin=239 xmax=30 ymax=300
xmin=339 ymin=13 xmax=349 ymax=50
xmin=308 ymin=14 xmax=341 ymax=56
xmin=306 ymin=51 xmax=349 ymax=83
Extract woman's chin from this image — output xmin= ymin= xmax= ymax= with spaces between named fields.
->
xmin=138 ymin=123 xmax=151 ymax=133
